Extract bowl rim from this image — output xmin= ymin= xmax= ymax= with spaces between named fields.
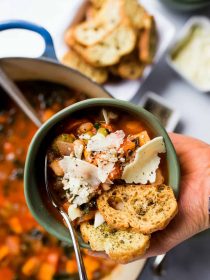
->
xmin=24 ymin=98 xmax=180 ymax=244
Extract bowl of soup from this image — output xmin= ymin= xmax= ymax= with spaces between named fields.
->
xmin=24 ymin=98 xmax=180 ymax=253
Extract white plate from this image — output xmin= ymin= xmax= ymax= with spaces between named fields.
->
xmin=65 ymin=0 xmax=175 ymax=101
xmin=102 ymin=259 xmax=146 ymax=280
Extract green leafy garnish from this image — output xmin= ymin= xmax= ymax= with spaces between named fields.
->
xmin=94 ymin=122 xmax=100 ymax=130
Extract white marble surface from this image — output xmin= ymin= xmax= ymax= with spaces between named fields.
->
xmin=0 ymin=0 xmax=209 ymax=142
xmin=0 ymin=0 xmax=75 ymax=59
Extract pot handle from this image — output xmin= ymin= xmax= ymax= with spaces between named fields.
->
xmin=0 ymin=20 xmax=57 ymax=60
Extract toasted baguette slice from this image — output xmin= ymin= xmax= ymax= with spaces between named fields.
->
xmin=74 ymin=0 xmax=122 ymax=46
xmin=85 ymin=5 xmax=98 ymax=21
xmin=97 ymin=184 xmax=178 ymax=234
xmin=62 ymin=50 xmax=108 ymax=84
xmin=122 ymin=0 xmax=146 ymax=29
xmin=80 ymin=222 xmax=150 ymax=263
xmin=90 ymin=0 xmax=107 ymax=9
xmin=138 ymin=14 xmax=157 ymax=64
xmin=65 ymin=28 xmax=75 ymax=46
xmin=110 ymin=51 xmax=145 ymax=80
xmin=86 ymin=0 xmax=108 ymax=21
xmin=73 ymin=23 xmax=136 ymax=67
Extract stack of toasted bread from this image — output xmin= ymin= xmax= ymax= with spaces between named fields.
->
xmin=80 ymin=183 xmax=178 ymax=263
xmin=62 ymin=0 xmax=157 ymax=84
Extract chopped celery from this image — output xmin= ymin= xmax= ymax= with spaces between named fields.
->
xmin=98 ymin=127 xmax=108 ymax=136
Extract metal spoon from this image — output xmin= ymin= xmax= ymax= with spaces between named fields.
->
xmin=0 ymin=67 xmax=88 ymax=280
xmin=44 ymin=157 xmax=88 ymax=280
xmin=0 ymin=67 xmax=42 ymax=127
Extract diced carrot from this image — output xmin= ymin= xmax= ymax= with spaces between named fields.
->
xmin=0 ymin=245 xmax=9 ymax=261
xmin=0 ymin=267 xmax=14 ymax=280
xmin=0 ymin=115 xmax=7 ymax=123
xmin=46 ymin=251 xmax=60 ymax=267
xmin=84 ymin=255 xmax=100 ymax=280
xmin=121 ymin=139 xmax=136 ymax=153
xmin=22 ymin=257 xmax=40 ymax=276
xmin=42 ymin=109 xmax=54 ymax=122
xmin=66 ymin=259 xmax=78 ymax=274
xmin=84 ymin=255 xmax=100 ymax=271
xmin=3 ymin=142 xmax=14 ymax=154
xmin=8 ymin=217 xmax=23 ymax=234
xmin=37 ymin=263 xmax=55 ymax=280
xmin=132 ymin=131 xmax=151 ymax=146
xmin=6 ymin=236 xmax=20 ymax=254
xmin=124 ymin=120 xmax=144 ymax=134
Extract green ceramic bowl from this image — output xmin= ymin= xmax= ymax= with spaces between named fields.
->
xmin=24 ymin=98 xmax=180 ymax=247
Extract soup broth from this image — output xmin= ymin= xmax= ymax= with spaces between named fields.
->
xmin=0 ymin=81 xmax=116 ymax=280
xmin=47 ymin=107 xmax=168 ymax=226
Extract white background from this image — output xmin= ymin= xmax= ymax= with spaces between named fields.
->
xmin=0 ymin=0 xmax=209 ymax=142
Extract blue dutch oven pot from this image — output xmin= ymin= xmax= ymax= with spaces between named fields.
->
xmin=0 ymin=20 xmax=111 ymax=99
xmin=0 ymin=19 xmax=111 ymax=244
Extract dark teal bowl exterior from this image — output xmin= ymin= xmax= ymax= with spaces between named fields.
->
xmin=24 ymin=98 xmax=180 ymax=246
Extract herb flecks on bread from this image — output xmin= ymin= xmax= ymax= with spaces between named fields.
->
xmin=97 ymin=184 xmax=178 ymax=234
xmin=110 ymin=51 xmax=145 ymax=80
xmin=80 ymin=222 xmax=150 ymax=263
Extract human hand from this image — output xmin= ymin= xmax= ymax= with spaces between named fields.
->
xmin=142 ymin=133 xmax=210 ymax=258
xmin=88 ymin=133 xmax=210 ymax=262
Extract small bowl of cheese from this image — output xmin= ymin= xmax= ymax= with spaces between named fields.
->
xmin=167 ymin=16 xmax=210 ymax=92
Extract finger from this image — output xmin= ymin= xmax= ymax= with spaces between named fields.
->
xmin=169 ymin=133 xmax=208 ymax=152
xmin=169 ymin=133 xmax=191 ymax=155
xmin=140 ymin=202 xmax=198 ymax=260
xmin=169 ymin=133 xmax=209 ymax=176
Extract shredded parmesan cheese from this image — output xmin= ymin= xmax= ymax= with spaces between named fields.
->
xmin=122 ymin=137 xmax=166 ymax=184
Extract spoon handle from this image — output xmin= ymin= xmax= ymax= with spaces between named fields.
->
xmin=0 ymin=67 xmax=42 ymax=127
xmin=60 ymin=210 xmax=88 ymax=280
